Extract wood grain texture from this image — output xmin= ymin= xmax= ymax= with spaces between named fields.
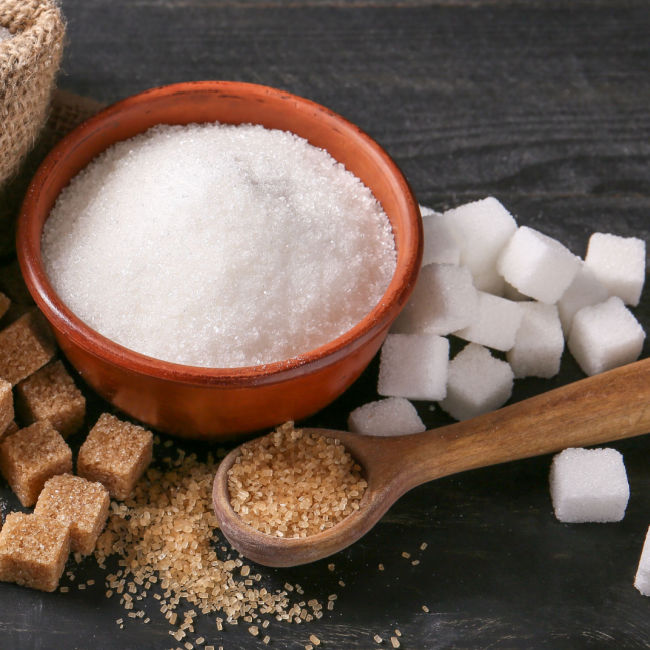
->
xmin=0 ymin=0 xmax=649 ymax=648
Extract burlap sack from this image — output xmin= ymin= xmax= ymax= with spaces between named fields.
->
xmin=0 ymin=0 xmax=65 ymax=187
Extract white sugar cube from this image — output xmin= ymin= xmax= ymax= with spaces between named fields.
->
xmin=503 ymin=281 xmax=531 ymax=302
xmin=584 ymin=232 xmax=646 ymax=306
xmin=473 ymin=266 xmax=506 ymax=297
xmin=378 ymin=333 xmax=449 ymax=401
xmin=443 ymin=197 xmax=517 ymax=294
xmin=348 ymin=397 xmax=426 ymax=436
xmin=506 ymin=302 xmax=564 ymax=378
xmin=497 ymin=226 xmax=581 ymax=303
xmin=391 ymin=264 xmax=478 ymax=336
xmin=634 ymin=526 xmax=650 ymax=597
xmin=421 ymin=213 xmax=461 ymax=267
xmin=454 ymin=291 xmax=523 ymax=352
xmin=439 ymin=343 xmax=513 ymax=421
xmin=419 ymin=204 xmax=441 ymax=218
xmin=549 ymin=448 xmax=629 ymax=523
xmin=568 ymin=296 xmax=645 ymax=376
xmin=557 ymin=264 xmax=609 ymax=334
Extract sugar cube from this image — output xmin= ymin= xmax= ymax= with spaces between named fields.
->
xmin=15 ymin=360 xmax=86 ymax=438
xmin=497 ymin=226 xmax=581 ymax=303
xmin=472 ymin=267 xmax=506 ymax=297
xmin=377 ymin=333 xmax=449 ymax=401
xmin=35 ymin=474 xmax=109 ymax=556
xmin=506 ymin=302 xmax=564 ymax=378
xmin=0 ymin=512 xmax=70 ymax=592
xmin=634 ymin=526 xmax=650 ymax=597
xmin=454 ymin=291 xmax=523 ymax=352
xmin=557 ymin=264 xmax=609 ymax=334
xmin=0 ymin=379 xmax=13 ymax=437
xmin=549 ymin=448 xmax=629 ymax=523
xmin=503 ymin=281 xmax=531 ymax=302
xmin=439 ymin=343 xmax=514 ymax=421
xmin=421 ymin=212 xmax=461 ymax=267
xmin=444 ymin=197 xmax=517 ymax=294
xmin=0 ymin=261 xmax=34 ymax=306
xmin=348 ymin=397 xmax=426 ymax=436
xmin=77 ymin=413 xmax=153 ymax=500
xmin=0 ymin=310 xmax=56 ymax=385
xmin=584 ymin=232 xmax=646 ymax=306
xmin=568 ymin=297 xmax=645 ymax=376
xmin=1 ymin=420 xmax=18 ymax=439
xmin=0 ymin=292 xmax=9 ymax=320
xmin=391 ymin=264 xmax=478 ymax=336
xmin=0 ymin=421 xmax=72 ymax=506
xmin=419 ymin=205 xmax=441 ymax=218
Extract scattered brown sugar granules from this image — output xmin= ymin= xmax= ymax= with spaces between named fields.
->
xmin=227 ymin=422 xmax=368 ymax=538
xmin=94 ymin=448 xmax=324 ymax=627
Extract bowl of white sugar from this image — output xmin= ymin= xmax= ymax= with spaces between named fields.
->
xmin=17 ymin=81 xmax=421 ymax=439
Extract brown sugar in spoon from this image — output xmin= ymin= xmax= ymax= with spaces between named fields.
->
xmin=213 ymin=358 xmax=650 ymax=567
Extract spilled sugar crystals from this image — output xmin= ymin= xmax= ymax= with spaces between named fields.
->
xmin=42 ymin=123 xmax=396 ymax=368
xmin=94 ymin=445 xmax=325 ymax=631
xmin=228 ymin=422 xmax=367 ymax=538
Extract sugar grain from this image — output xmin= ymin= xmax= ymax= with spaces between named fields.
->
xmin=42 ymin=123 xmax=396 ymax=368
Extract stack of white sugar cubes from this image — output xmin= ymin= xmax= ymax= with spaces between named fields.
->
xmin=347 ymin=197 xmax=649 ymax=596
xmin=348 ymin=197 xmax=646 ymax=435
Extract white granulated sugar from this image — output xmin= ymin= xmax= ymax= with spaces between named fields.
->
xmin=635 ymin=526 xmax=650 ymax=597
xmin=584 ymin=232 xmax=646 ymax=307
xmin=549 ymin=448 xmax=629 ymax=523
xmin=348 ymin=397 xmax=425 ymax=436
xmin=506 ymin=302 xmax=564 ymax=379
xmin=439 ymin=343 xmax=513 ymax=421
xmin=391 ymin=263 xmax=477 ymax=336
xmin=568 ymin=296 xmax=645 ymax=376
xmin=42 ymin=124 xmax=396 ymax=367
xmin=0 ymin=26 xmax=12 ymax=42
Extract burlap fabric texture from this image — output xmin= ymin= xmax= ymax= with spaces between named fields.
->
xmin=0 ymin=0 xmax=64 ymax=188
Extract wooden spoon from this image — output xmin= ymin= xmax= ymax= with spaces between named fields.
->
xmin=213 ymin=357 xmax=650 ymax=567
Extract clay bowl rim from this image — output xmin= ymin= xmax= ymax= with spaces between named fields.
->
xmin=17 ymin=80 xmax=422 ymax=388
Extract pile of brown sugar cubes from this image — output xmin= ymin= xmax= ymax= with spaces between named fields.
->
xmin=0 ymin=265 xmax=153 ymax=592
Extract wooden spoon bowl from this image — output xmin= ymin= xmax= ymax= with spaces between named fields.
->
xmin=213 ymin=358 xmax=650 ymax=567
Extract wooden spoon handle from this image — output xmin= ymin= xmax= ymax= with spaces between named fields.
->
xmin=386 ymin=358 xmax=650 ymax=493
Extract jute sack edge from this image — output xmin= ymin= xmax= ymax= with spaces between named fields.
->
xmin=0 ymin=0 xmax=65 ymax=188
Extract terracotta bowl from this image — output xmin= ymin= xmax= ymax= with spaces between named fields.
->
xmin=17 ymin=81 xmax=422 ymax=440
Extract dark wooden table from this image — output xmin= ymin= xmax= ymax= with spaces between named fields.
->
xmin=1 ymin=1 xmax=649 ymax=648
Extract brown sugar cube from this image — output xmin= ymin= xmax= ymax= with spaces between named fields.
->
xmin=35 ymin=474 xmax=109 ymax=556
xmin=77 ymin=413 xmax=153 ymax=500
xmin=0 ymin=310 xmax=56 ymax=385
xmin=1 ymin=420 xmax=19 ymax=439
xmin=0 ymin=421 xmax=72 ymax=506
xmin=0 ymin=379 xmax=13 ymax=436
xmin=0 ymin=512 xmax=70 ymax=592
xmin=15 ymin=361 xmax=85 ymax=438
xmin=0 ymin=261 xmax=34 ymax=305
xmin=0 ymin=292 xmax=9 ymax=320
xmin=0 ymin=302 xmax=31 ymax=329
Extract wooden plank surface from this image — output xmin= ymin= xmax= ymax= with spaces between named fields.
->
xmin=1 ymin=0 xmax=649 ymax=648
